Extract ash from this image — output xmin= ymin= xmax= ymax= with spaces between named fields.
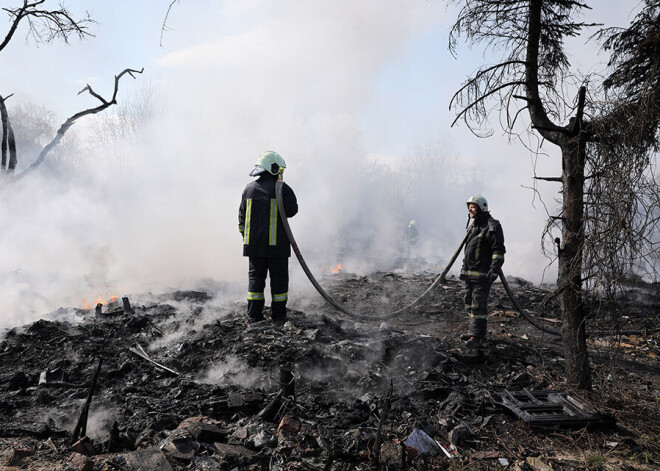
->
xmin=0 ymin=273 xmax=658 ymax=470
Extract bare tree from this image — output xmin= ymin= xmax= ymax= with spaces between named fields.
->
xmin=449 ymin=0 xmax=660 ymax=389
xmin=0 ymin=0 xmax=94 ymax=51
xmin=1 ymin=1 xmax=141 ymax=178
xmin=0 ymin=93 xmax=17 ymax=172
xmin=12 ymin=68 xmax=144 ymax=181
xmin=7 ymin=101 xmax=80 ymax=172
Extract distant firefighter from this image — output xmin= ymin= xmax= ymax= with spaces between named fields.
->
xmin=405 ymin=220 xmax=419 ymax=245
xmin=459 ymin=195 xmax=506 ymax=349
xmin=238 ymin=151 xmax=298 ymax=324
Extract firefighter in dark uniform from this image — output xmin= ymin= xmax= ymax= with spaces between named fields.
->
xmin=239 ymin=151 xmax=298 ymax=324
xmin=459 ymin=195 xmax=505 ymax=348
xmin=405 ymin=220 xmax=419 ymax=245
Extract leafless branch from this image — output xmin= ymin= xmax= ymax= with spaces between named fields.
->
xmin=451 ymin=80 xmax=527 ymax=127
xmin=534 ymin=176 xmax=562 ymax=182
xmin=160 ymin=0 xmax=180 ymax=47
xmin=11 ymin=67 xmax=143 ymax=181
xmin=0 ymin=0 xmax=95 ymax=53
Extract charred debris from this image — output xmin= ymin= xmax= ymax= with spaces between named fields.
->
xmin=0 ymin=271 xmax=658 ymax=470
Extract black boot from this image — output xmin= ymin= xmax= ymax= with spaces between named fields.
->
xmin=271 ymin=301 xmax=287 ymax=324
xmin=247 ymin=300 xmax=265 ymax=322
xmin=465 ymin=337 xmax=483 ymax=349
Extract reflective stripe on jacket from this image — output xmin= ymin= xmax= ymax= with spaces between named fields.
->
xmin=460 ymin=212 xmax=506 ymax=281
xmin=238 ymin=174 xmax=298 ymax=257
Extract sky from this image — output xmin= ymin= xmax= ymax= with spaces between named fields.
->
xmin=0 ymin=0 xmax=645 ymax=328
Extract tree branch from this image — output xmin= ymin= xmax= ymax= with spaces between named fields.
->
xmin=1 ymin=0 xmax=94 ymax=53
xmin=160 ymin=0 xmax=180 ymax=47
xmin=451 ymin=80 xmax=526 ymax=127
xmin=11 ymin=67 xmax=143 ymax=181
xmin=525 ymin=0 xmax=564 ymax=145
xmin=449 ymin=60 xmax=527 ymax=109
xmin=534 ymin=176 xmax=562 ymax=182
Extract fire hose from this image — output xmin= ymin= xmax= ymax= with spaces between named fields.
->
xmin=275 ymin=181 xmax=560 ymax=335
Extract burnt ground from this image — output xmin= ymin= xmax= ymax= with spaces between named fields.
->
xmin=0 ymin=270 xmax=658 ymax=470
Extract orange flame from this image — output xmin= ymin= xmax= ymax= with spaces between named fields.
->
xmin=320 ymin=264 xmax=342 ymax=274
xmin=82 ymin=295 xmax=119 ymax=309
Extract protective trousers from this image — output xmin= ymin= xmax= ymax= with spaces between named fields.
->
xmin=247 ymin=256 xmax=289 ymax=322
xmin=464 ymin=280 xmax=491 ymax=339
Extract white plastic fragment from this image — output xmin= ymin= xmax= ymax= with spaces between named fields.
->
xmin=403 ymin=428 xmax=439 ymax=457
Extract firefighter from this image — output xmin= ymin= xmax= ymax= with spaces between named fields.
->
xmin=405 ymin=220 xmax=419 ymax=245
xmin=403 ymin=219 xmax=420 ymax=266
xmin=239 ymin=151 xmax=298 ymax=324
xmin=459 ymin=195 xmax=506 ymax=348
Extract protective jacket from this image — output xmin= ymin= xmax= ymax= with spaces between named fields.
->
xmin=405 ymin=225 xmax=419 ymax=244
xmin=460 ymin=212 xmax=505 ymax=281
xmin=239 ymin=174 xmax=298 ymax=257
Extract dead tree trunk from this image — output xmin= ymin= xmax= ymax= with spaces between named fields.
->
xmin=0 ymin=94 xmax=17 ymax=173
xmin=525 ymin=1 xmax=591 ymax=389
xmin=559 ymin=113 xmax=591 ymax=389
xmin=0 ymin=95 xmax=6 ymax=168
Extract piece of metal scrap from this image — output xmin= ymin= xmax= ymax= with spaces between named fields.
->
xmin=490 ymin=389 xmax=615 ymax=427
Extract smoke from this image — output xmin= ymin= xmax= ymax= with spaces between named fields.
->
xmin=47 ymin=401 xmax=117 ymax=441
xmin=0 ymin=0 xmax=575 ymax=330
xmin=197 ymin=354 xmax=269 ymax=389
xmin=84 ymin=404 xmax=118 ymax=440
xmin=145 ymin=297 xmax=241 ymax=351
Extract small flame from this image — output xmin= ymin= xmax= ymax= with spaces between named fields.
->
xmin=82 ymin=295 xmax=119 ymax=309
xmin=320 ymin=264 xmax=342 ymax=274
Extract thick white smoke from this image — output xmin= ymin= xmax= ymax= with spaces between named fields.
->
xmin=0 ymin=0 xmax=637 ymax=329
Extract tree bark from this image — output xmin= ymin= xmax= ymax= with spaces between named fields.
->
xmin=7 ymin=121 xmax=16 ymax=172
xmin=525 ymin=1 xmax=591 ymax=389
xmin=525 ymin=0 xmax=563 ymax=145
xmin=0 ymin=95 xmax=8 ymax=169
xmin=558 ymin=88 xmax=591 ymax=390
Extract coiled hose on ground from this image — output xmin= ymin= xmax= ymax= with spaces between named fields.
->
xmin=275 ymin=181 xmax=560 ymax=336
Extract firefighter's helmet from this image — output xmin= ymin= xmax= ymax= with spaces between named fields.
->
xmin=409 ymin=220 xmax=417 ymax=226
xmin=249 ymin=151 xmax=286 ymax=177
xmin=466 ymin=194 xmax=489 ymax=212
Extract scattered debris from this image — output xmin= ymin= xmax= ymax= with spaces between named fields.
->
xmin=526 ymin=456 xmax=553 ymax=471
xmin=71 ymin=436 xmax=95 ymax=456
xmin=122 ymin=297 xmax=133 ymax=314
xmin=68 ymin=451 xmax=94 ymax=471
xmin=106 ymin=447 xmax=173 ymax=471
xmin=71 ymin=358 xmax=103 ymax=444
xmin=437 ymin=441 xmax=458 ymax=459
xmin=472 ymin=450 xmax=499 ymax=459
xmin=0 ymin=273 xmax=657 ymax=470
xmin=403 ymin=428 xmax=439 ymax=458
xmin=129 ymin=343 xmax=180 ymax=376
xmin=490 ymin=389 xmax=615 ymax=427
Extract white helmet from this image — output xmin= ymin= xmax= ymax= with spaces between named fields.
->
xmin=466 ymin=194 xmax=488 ymax=212
xmin=249 ymin=151 xmax=286 ymax=177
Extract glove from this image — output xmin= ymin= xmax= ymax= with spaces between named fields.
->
xmin=487 ymin=268 xmax=498 ymax=282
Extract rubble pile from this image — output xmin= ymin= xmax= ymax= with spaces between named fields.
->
xmin=0 ymin=273 xmax=658 ymax=470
